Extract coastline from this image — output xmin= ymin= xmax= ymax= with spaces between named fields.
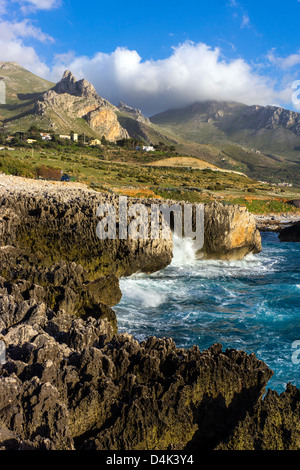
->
xmin=0 ymin=174 xmax=299 ymax=451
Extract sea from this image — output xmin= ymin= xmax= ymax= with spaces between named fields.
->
xmin=115 ymin=231 xmax=300 ymax=393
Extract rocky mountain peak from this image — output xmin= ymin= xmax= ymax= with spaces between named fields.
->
xmin=53 ymin=70 xmax=98 ymax=99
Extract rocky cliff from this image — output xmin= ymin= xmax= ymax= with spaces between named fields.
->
xmin=117 ymin=101 xmax=151 ymax=125
xmin=34 ymin=71 xmax=129 ymax=142
xmin=0 ymin=175 xmax=298 ymax=451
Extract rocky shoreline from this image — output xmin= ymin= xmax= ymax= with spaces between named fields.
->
xmin=0 ymin=174 xmax=299 ymax=451
xmin=255 ymin=213 xmax=300 ymax=233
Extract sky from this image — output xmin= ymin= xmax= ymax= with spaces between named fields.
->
xmin=0 ymin=0 xmax=300 ymax=115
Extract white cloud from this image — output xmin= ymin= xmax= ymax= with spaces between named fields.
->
xmin=0 ymin=19 xmax=53 ymax=42
xmin=0 ymin=19 xmax=51 ymax=76
xmin=12 ymin=0 xmax=61 ymax=12
xmin=50 ymin=42 xmax=289 ymax=115
xmin=267 ymin=49 xmax=300 ymax=70
xmin=241 ymin=13 xmax=250 ymax=29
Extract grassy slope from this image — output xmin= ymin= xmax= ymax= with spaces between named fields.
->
xmin=1 ymin=143 xmax=299 ymax=215
xmin=0 ymin=62 xmax=54 ymax=131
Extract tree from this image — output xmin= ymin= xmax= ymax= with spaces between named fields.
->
xmin=101 ymin=135 xmax=109 ymax=146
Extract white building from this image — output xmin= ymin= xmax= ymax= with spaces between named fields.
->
xmin=137 ymin=145 xmax=155 ymax=152
xmin=40 ymin=133 xmax=52 ymax=141
xmin=0 ymin=79 xmax=5 ymax=105
xmin=59 ymin=135 xmax=71 ymax=140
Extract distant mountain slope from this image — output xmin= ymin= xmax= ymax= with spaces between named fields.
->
xmin=33 ymin=70 xmax=128 ymax=141
xmin=150 ymin=101 xmax=300 ymax=185
xmin=151 ymin=101 xmax=300 ymax=159
xmin=116 ymin=102 xmax=179 ymax=146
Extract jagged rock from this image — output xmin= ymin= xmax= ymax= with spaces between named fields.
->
xmin=217 ymin=383 xmax=300 ymax=450
xmin=53 ymin=70 xmax=99 ymax=99
xmin=0 ymin=174 xmax=297 ymax=452
xmin=279 ymin=221 xmax=300 ymax=242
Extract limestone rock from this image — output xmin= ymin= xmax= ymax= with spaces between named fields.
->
xmin=217 ymin=383 xmax=300 ymax=450
xmin=198 ymin=201 xmax=262 ymax=260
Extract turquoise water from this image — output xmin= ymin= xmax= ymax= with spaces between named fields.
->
xmin=115 ymin=232 xmax=300 ymax=392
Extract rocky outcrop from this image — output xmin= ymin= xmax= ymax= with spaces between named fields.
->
xmin=217 ymin=384 xmax=300 ymax=450
xmin=198 ymin=201 xmax=262 ymax=260
xmin=255 ymin=214 xmax=300 ymax=232
xmin=0 ymin=177 xmax=173 ymax=280
xmin=53 ymin=70 xmax=99 ymax=99
xmin=0 ymin=280 xmax=273 ymax=450
xmin=279 ymin=221 xmax=300 ymax=242
xmin=34 ymin=71 xmax=129 ymax=142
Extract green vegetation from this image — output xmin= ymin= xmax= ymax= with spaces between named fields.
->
xmin=0 ymin=136 xmax=299 ymax=215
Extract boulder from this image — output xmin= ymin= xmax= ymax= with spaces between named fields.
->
xmin=198 ymin=202 xmax=262 ymax=260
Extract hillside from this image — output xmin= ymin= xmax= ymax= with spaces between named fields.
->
xmin=0 ymin=62 xmax=54 ymax=131
xmin=151 ymin=101 xmax=300 ymax=186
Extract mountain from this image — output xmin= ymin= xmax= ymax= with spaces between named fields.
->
xmin=33 ymin=70 xmax=128 ymax=141
xmin=150 ymin=101 xmax=300 ymax=185
xmin=0 ymin=63 xmax=128 ymax=142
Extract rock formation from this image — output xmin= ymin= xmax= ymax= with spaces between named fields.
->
xmin=0 ymin=276 xmax=299 ymax=451
xmin=34 ymin=71 xmax=129 ymax=142
xmin=199 ymin=201 xmax=262 ymax=260
xmin=0 ymin=288 xmax=273 ymax=451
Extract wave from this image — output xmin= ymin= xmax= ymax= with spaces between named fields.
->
xmin=119 ymin=279 xmax=167 ymax=308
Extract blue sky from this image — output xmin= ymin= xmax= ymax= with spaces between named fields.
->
xmin=0 ymin=0 xmax=300 ymax=114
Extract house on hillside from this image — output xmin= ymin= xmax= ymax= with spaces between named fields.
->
xmin=59 ymin=135 xmax=71 ymax=140
xmin=136 ymin=145 xmax=155 ymax=152
xmin=90 ymin=139 xmax=102 ymax=146
xmin=40 ymin=133 xmax=52 ymax=141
